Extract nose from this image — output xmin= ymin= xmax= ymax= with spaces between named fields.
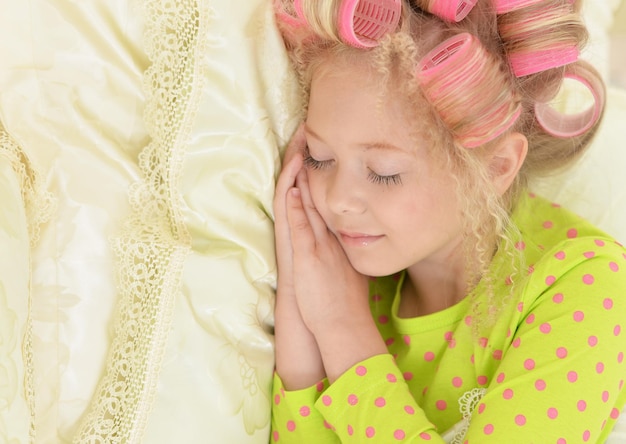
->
xmin=325 ymin=168 xmax=366 ymax=215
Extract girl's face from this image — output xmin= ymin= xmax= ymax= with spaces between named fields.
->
xmin=304 ymin=60 xmax=466 ymax=277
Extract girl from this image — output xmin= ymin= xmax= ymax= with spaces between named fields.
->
xmin=271 ymin=0 xmax=626 ymax=442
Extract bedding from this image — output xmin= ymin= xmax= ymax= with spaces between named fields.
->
xmin=0 ymin=0 xmax=623 ymax=442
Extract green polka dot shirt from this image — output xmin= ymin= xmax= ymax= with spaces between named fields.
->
xmin=271 ymin=193 xmax=626 ymax=443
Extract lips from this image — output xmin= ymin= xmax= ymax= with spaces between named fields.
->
xmin=337 ymin=231 xmax=384 ymax=247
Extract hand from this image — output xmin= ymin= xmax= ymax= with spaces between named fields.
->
xmin=273 ymin=124 xmax=325 ymax=390
xmin=286 ymin=167 xmax=387 ymax=382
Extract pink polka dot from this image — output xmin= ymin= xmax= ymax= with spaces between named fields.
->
xmin=610 ymin=262 xmax=620 ymax=272
xmin=515 ymin=415 xmax=526 ymax=426
xmin=356 ymin=366 xmax=367 ymax=376
xmin=372 ymin=293 xmax=382 ymax=302
xmin=557 ymin=439 xmax=566 ymax=444
xmin=595 ymin=239 xmax=606 ymax=247
xmin=347 ymin=425 xmax=354 ymax=436
xmin=465 ymin=316 xmax=473 ymax=326
xmin=588 ymin=335 xmax=598 ymax=347
xmin=524 ymin=359 xmax=535 ymax=370
xmin=554 ymin=251 xmax=566 ymax=260
xmin=583 ymin=430 xmax=591 ymax=442
xmin=394 ymin=429 xmax=406 ymax=440
xmin=515 ymin=241 xmax=526 ymax=250
xmin=404 ymin=405 xmax=415 ymax=415
xmin=471 ymin=355 xmax=475 ymax=364
xmin=548 ymin=407 xmax=558 ymax=419
xmin=273 ymin=431 xmax=279 ymax=441
xmin=597 ymin=362 xmax=605 ymax=374
xmin=557 ymin=347 xmax=568 ymax=359
xmin=604 ymin=298 xmax=614 ymax=310
xmin=545 ymin=275 xmax=556 ymax=286
xmin=611 ymin=408 xmax=621 ymax=419
xmin=567 ymin=228 xmax=578 ymax=238
xmin=366 ymin=426 xmax=375 ymax=438
xmin=497 ymin=373 xmax=506 ymax=383
xmin=584 ymin=251 xmax=596 ymax=259
xmin=419 ymin=432 xmax=432 ymax=440
xmin=299 ymin=406 xmax=310 ymax=417
xmin=618 ymin=352 xmax=624 ymax=364
xmin=525 ymin=313 xmax=535 ymax=324
xmin=517 ymin=302 xmax=524 ymax=312
xmin=540 ymin=323 xmax=552 ymax=333
xmin=375 ymin=397 xmax=386 ymax=408
xmin=478 ymin=403 xmax=486 ymax=414
xmin=615 ymin=325 xmax=622 ymax=336
xmin=403 ymin=372 xmax=413 ymax=381
xmin=316 ymin=381 xmax=325 ymax=392
xmin=479 ymin=337 xmax=489 ymax=348
xmin=403 ymin=335 xmax=411 ymax=345
xmin=567 ymin=371 xmax=578 ymax=383
xmin=385 ymin=338 xmax=395 ymax=346
xmin=322 ymin=395 xmax=332 ymax=406
xmin=577 ymin=400 xmax=587 ymax=411
xmin=543 ymin=220 xmax=554 ymax=229
xmin=493 ymin=349 xmax=503 ymax=360
xmin=348 ymin=394 xmax=359 ymax=406
xmin=387 ymin=373 xmax=397 ymax=383
xmin=453 ymin=377 xmax=463 ymax=387
xmin=602 ymin=391 xmax=610 ymax=403
xmin=436 ymin=400 xmax=447 ymax=410
xmin=484 ymin=424 xmax=494 ymax=435
xmin=274 ymin=394 xmax=281 ymax=405
xmin=574 ymin=311 xmax=585 ymax=322
xmin=477 ymin=375 xmax=488 ymax=385
xmin=424 ymin=351 xmax=435 ymax=362
xmin=503 ymin=389 xmax=514 ymax=400
xmin=553 ymin=293 xmax=564 ymax=303
xmin=286 ymin=421 xmax=296 ymax=432
xmin=535 ymin=379 xmax=546 ymax=391
xmin=583 ymin=274 xmax=595 ymax=285
xmin=378 ymin=315 xmax=389 ymax=324
xmin=512 ymin=337 xmax=521 ymax=348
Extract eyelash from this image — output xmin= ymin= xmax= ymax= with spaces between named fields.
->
xmin=303 ymin=148 xmax=402 ymax=186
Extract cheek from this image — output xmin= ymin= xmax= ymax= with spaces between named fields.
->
xmin=306 ymin=173 xmax=326 ymax=210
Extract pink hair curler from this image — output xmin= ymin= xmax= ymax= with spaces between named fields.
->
xmin=427 ymin=0 xmax=479 ymax=22
xmin=534 ymin=62 xmax=605 ymax=138
xmin=509 ymin=45 xmax=579 ymax=77
xmin=492 ymin=0 xmax=543 ymax=14
xmin=416 ymin=33 xmax=522 ymax=148
xmin=338 ymin=0 xmax=402 ymax=48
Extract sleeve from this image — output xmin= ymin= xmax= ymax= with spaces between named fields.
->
xmin=271 ymin=373 xmax=339 ymax=443
xmin=314 ymin=354 xmax=441 ymax=442
xmin=462 ymin=239 xmax=626 ymax=443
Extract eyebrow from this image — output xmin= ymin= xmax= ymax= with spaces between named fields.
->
xmin=304 ymin=125 xmax=408 ymax=154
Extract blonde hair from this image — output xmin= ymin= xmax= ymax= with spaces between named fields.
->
xmin=275 ymin=0 xmax=605 ymax=322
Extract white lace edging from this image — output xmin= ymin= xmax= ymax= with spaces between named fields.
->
xmin=72 ymin=0 xmax=210 ymax=442
xmin=0 ymin=123 xmax=56 ymax=443
xmin=441 ymin=388 xmax=487 ymax=444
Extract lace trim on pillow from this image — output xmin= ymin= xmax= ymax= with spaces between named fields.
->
xmin=0 ymin=123 xmax=56 ymax=443
xmin=73 ymin=0 xmax=209 ymax=442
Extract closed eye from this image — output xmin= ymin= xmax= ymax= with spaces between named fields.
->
xmin=303 ymin=146 xmax=333 ymax=170
xmin=368 ymin=170 xmax=402 ymax=186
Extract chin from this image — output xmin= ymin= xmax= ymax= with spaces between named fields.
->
xmin=347 ymin=256 xmax=403 ymax=279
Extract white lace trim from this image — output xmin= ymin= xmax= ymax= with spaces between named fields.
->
xmin=0 ymin=123 xmax=56 ymax=443
xmin=73 ymin=0 xmax=209 ymax=442
xmin=449 ymin=388 xmax=487 ymax=444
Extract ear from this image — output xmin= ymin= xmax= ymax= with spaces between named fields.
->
xmin=488 ymin=132 xmax=528 ymax=195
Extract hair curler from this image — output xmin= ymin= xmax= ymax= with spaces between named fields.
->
xmin=294 ymin=0 xmax=402 ymax=48
xmin=416 ymin=0 xmax=479 ymax=22
xmin=416 ymin=33 xmax=522 ymax=148
xmin=534 ymin=61 xmax=605 ymax=138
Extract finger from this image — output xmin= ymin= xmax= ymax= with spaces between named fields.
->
xmin=296 ymin=168 xmax=329 ymax=240
xmin=286 ymin=187 xmax=316 ymax=256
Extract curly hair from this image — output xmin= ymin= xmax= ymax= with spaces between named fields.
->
xmin=274 ymin=0 xmax=605 ymax=326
